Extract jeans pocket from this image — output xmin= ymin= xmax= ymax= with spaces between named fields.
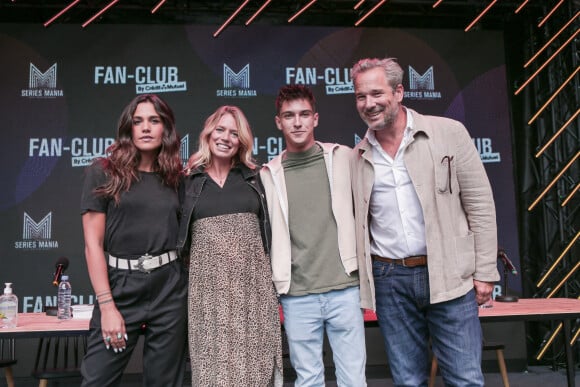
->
xmin=372 ymin=260 xmax=392 ymax=279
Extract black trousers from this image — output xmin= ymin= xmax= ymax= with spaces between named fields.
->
xmin=81 ymin=260 xmax=188 ymax=387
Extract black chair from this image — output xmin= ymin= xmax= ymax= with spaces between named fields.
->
xmin=0 ymin=338 xmax=17 ymax=387
xmin=31 ymin=335 xmax=87 ymax=387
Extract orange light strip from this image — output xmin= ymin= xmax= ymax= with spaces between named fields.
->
xmin=535 ymin=324 xmax=562 ymax=360
xmin=571 ymin=325 xmax=580 ymax=346
xmin=525 ymin=11 xmax=580 ymax=68
xmin=246 ymin=0 xmax=272 ymax=25
xmin=355 ymin=0 xmax=387 ymax=27
xmin=536 ymin=232 xmax=580 ymax=287
xmin=535 ymin=108 xmax=580 ymax=157
xmin=528 ymin=151 xmax=580 ymax=211
xmin=82 ymin=0 xmax=119 ymax=28
xmin=515 ymin=0 xmax=530 ymax=14
xmin=432 ymin=0 xmax=444 ymax=8
xmin=214 ymin=0 xmax=250 ymax=37
xmin=151 ymin=0 xmax=167 ymax=14
xmin=538 ymin=0 xmax=564 ymax=28
xmin=547 ymin=259 xmax=580 ymax=298
xmin=288 ymin=0 xmax=317 ymax=23
xmin=464 ymin=0 xmax=498 ymax=32
xmin=44 ymin=0 xmax=81 ymax=27
xmin=562 ymin=184 xmax=579 ymax=207
xmin=354 ymin=0 xmax=366 ymax=10
xmin=515 ymin=30 xmax=579 ymax=95
xmin=528 ymin=66 xmax=580 ymax=125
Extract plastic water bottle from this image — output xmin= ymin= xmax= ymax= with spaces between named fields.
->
xmin=0 ymin=282 xmax=18 ymax=328
xmin=57 ymin=275 xmax=72 ymax=320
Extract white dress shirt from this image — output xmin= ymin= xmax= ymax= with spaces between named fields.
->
xmin=367 ymin=111 xmax=428 ymax=259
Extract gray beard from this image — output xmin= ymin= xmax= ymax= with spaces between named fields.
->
xmin=367 ymin=108 xmax=397 ymax=131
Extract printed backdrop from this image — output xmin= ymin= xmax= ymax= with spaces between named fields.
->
xmin=0 ymin=24 xmax=519 ymax=312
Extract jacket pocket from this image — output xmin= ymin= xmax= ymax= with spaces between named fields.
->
xmin=454 ymin=233 xmax=476 ymax=279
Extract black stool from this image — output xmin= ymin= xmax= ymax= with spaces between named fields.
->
xmin=0 ymin=338 xmax=17 ymax=387
xmin=31 ymin=335 xmax=87 ymax=387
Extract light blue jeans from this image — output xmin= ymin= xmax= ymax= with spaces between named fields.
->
xmin=280 ymin=286 xmax=367 ymax=387
xmin=373 ymin=261 xmax=484 ymax=387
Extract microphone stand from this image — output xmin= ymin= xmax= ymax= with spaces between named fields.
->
xmin=495 ymin=265 xmax=518 ymax=302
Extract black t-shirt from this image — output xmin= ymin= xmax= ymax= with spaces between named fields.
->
xmin=80 ymin=162 xmax=179 ymax=258
xmin=193 ymin=167 xmax=260 ymax=221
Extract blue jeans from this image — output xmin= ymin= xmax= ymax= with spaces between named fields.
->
xmin=280 ymin=286 xmax=367 ymax=387
xmin=373 ymin=261 xmax=483 ymax=387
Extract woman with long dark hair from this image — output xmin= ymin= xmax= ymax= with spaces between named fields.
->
xmin=80 ymin=94 xmax=187 ymax=386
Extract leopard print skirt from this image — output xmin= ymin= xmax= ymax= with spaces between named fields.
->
xmin=188 ymin=212 xmax=283 ymax=387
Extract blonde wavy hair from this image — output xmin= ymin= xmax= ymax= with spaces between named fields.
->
xmin=186 ymin=105 xmax=256 ymax=173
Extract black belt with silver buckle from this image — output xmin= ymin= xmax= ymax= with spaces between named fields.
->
xmin=108 ymin=250 xmax=178 ymax=273
xmin=371 ymin=254 xmax=427 ymax=267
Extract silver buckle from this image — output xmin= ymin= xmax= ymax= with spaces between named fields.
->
xmin=136 ymin=253 xmax=154 ymax=273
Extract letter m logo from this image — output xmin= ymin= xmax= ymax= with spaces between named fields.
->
xmin=408 ymin=66 xmax=434 ymax=91
xmin=23 ymin=212 xmax=52 ymax=240
xmin=223 ymin=64 xmax=250 ymax=89
xmin=29 ymin=63 xmax=57 ymax=88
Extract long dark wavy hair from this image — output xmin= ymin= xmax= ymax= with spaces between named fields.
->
xmin=94 ymin=94 xmax=182 ymax=203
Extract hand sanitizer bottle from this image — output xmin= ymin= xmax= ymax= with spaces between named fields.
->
xmin=0 ymin=283 xmax=18 ymax=328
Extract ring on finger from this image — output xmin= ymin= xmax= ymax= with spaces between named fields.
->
xmin=117 ymin=332 xmax=123 ymax=340
xmin=105 ymin=336 xmax=111 ymax=343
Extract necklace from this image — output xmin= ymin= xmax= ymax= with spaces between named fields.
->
xmin=208 ymin=168 xmax=228 ymax=186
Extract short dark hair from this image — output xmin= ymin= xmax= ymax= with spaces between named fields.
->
xmin=275 ymin=85 xmax=316 ymax=115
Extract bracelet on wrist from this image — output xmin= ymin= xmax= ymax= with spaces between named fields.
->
xmin=96 ymin=291 xmax=112 ymax=298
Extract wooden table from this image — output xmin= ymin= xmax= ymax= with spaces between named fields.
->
xmin=0 ymin=313 xmax=90 ymax=338
xmin=478 ymin=298 xmax=580 ymax=387
xmin=5 ymin=299 xmax=580 ymax=386
xmin=0 ymin=313 xmax=91 ymax=384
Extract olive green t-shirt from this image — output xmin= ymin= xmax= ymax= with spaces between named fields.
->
xmin=282 ymin=144 xmax=359 ymax=296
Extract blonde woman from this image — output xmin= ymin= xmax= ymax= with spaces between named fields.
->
xmin=177 ymin=106 xmax=283 ymax=386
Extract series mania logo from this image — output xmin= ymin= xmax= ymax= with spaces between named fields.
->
xmin=216 ymin=64 xmax=257 ymax=97
xmin=21 ymin=63 xmax=64 ymax=98
xmin=14 ymin=212 xmax=59 ymax=250
xmin=404 ymin=66 xmax=442 ymax=100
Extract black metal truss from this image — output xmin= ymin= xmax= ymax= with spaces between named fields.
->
xmin=509 ymin=0 xmax=580 ymax=368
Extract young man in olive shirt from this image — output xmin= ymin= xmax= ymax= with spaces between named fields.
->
xmin=261 ymin=85 xmax=367 ymax=387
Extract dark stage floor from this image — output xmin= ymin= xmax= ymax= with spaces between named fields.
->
xmin=1 ymin=366 xmax=577 ymax=387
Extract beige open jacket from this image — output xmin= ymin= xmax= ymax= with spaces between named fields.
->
xmin=351 ymin=108 xmax=499 ymax=310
